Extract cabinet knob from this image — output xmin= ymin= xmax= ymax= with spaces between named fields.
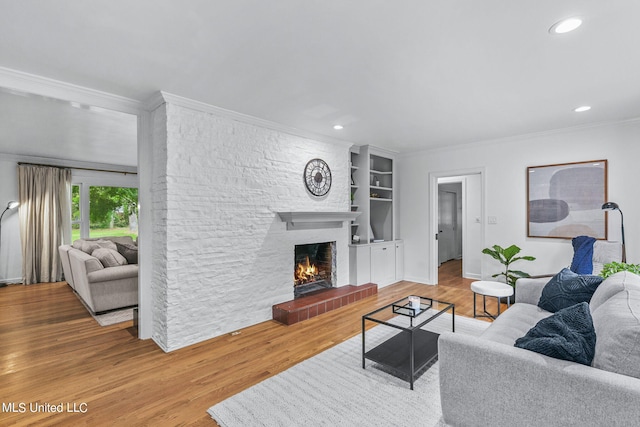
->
xmin=382 ymin=247 xmax=387 ymax=250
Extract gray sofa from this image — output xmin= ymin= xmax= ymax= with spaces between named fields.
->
xmin=439 ymin=271 xmax=640 ymax=426
xmin=58 ymin=236 xmax=138 ymax=314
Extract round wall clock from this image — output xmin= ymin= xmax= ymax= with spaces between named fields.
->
xmin=304 ymin=158 xmax=332 ymax=197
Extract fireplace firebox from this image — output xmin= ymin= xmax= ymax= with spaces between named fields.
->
xmin=293 ymin=241 xmax=336 ymax=298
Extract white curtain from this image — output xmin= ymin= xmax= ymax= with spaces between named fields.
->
xmin=18 ymin=165 xmax=72 ymax=284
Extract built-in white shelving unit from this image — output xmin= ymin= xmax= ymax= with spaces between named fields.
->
xmin=348 ymin=145 xmax=402 ymax=287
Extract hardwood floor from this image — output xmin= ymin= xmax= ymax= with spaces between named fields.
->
xmin=0 ymin=263 xmax=503 ymax=426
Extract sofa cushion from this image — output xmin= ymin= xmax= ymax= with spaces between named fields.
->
xmin=538 ymin=268 xmax=603 ymax=312
xmin=592 ymin=241 xmax=622 ymax=276
xmin=103 ymin=236 xmax=135 ymax=246
xmin=590 ymin=271 xmax=640 ymax=312
xmin=480 ymin=303 xmax=552 ymax=345
xmin=115 ymin=242 xmax=138 ymax=264
xmin=92 ymin=247 xmax=128 ymax=267
xmin=515 ymin=302 xmax=596 ymax=366
xmin=77 ymin=239 xmax=117 ymax=254
xmin=591 ymin=285 xmax=640 ymax=379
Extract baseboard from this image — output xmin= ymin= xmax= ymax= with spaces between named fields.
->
xmin=0 ymin=277 xmax=22 ymax=284
xmin=402 ymin=275 xmax=434 ymax=285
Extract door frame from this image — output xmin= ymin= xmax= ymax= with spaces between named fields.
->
xmin=429 ymin=167 xmax=485 ymax=284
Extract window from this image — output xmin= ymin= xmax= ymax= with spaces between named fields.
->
xmin=71 ymin=184 xmax=81 ymax=241
xmin=71 ymin=184 xmax=138 ymax=242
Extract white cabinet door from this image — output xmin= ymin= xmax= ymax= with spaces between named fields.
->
xmin=349 ymin=245 xmax=371 ymax=285
xmin=395 ymin=241 xmax=404 ymax=281
xmin=371 ymin=243 xmax=395 ymax=287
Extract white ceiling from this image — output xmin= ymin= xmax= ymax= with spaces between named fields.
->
xmin=1 ymin=0 xmax=639 ymax=164
xmin=0 ymin=88 xmax=138 ymax=166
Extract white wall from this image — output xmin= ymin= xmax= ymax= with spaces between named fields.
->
xmin=0 ymin=157 xmax=21 ymax=283
xmin=149 ymin=96 xmax=351 ymax=352
xmin=398 ymin=119 xmax=640 ymax=284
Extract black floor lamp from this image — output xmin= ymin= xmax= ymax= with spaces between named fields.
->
xmin=602 ymin=202 xmax=626 ymax=263
xmin=0 ymin=200 xmax=20 ymax=288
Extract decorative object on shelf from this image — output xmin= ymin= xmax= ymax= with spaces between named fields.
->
xmin=0 ymin=200 xmax=19 ymax=287
xmin=527 ymin=160 xmax=607 ymax=239
xmin=373 ymin=176 xmax=380 ymax=187
xmin=601 ymin=202 xmax=626 ymax=262
xmin=370 ymin=193 xmax=379 ymax=198
xmin=304 ymin=158 xmax=332 ymax=197
xmin=481 ymin=244 xmax=536 ymax=289
xmin=352 ymin=235 xmax=360 ymax=243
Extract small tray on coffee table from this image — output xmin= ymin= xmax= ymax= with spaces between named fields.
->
xmin=392 ymin=300 xmax=433 ymax=318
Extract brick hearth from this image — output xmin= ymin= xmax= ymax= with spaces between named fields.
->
xmin=272 ymin=283 xmax=378 ymax=325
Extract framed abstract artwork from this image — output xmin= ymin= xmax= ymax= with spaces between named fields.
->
xmin=527 ymin=160 xmax=607 ymax=239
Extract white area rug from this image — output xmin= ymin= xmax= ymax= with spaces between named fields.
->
xmin=208 ymin=313 xmax=489 ymax=427
xmin=92 ymin=307 xmax=135 ymax=326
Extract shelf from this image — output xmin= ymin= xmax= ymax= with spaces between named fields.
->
xmin=364 ymin=329 xmax=439 ymax=378
xmin=371 ymin=185 xmax=392 ymax=191
xmin=370 ymin=169 xmax=392 ymax=175
xmin=351 ymin=165 xmax=359 ymax=170
xmin=351 ymin=223 xmax=359 ymax=227
xmin=351 ymin=185 xmax=360 ymax=189
xmin=277 ymin=211 xmax=361 ymax=230
xmin=370 ymin=197 xmax=392 ymax=202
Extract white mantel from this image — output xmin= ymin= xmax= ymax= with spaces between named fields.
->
xmin=277 ymin=211 xmax=361 ymax=230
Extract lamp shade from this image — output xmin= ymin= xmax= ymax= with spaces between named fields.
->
xmin=601 ymin=202 xmax=619 ymax=211
xmin=7 ymin=201 xmax=18 ymax=209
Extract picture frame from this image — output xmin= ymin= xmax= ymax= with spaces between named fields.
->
xmin=527 ymin=160 xmax=607 ymax=239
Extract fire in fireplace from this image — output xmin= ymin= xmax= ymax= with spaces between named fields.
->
xmin=294 ymin=241 xmax=336 ymax=298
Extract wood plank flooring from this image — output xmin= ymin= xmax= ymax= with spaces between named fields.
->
xmin=0 ymin=259 xmax=504 ymax=426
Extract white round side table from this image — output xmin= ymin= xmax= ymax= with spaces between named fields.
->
xmin=470 ymin=280 xmax=514 ymax=319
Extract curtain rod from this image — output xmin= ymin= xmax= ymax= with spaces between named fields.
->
xmin=17 ymin=162 xmax=137 ymax=175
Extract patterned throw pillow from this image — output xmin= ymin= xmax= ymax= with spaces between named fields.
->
xmin=515 ymin=302 xmax=596 ymax=365
xmin=538 ymin=268 xmax=603 ymax=312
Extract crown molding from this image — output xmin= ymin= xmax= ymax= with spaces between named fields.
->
xmin=147 ymin=91 xmax=354 ymax=149
xmin=0 ymin=66 xmax=142 ymax=115
xmin=400 ymin=116 xmax=640 ymax=157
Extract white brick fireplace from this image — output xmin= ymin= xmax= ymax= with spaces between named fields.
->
xmin=148 ymin=93 xmax=353 ymax=351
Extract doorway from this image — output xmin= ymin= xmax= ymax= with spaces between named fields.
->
xmin=430 ymin=171 xmax=484 ymax=284
xmin=438 ymin=185 xmax=461 ymax=266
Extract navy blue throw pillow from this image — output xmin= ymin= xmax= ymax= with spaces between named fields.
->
xmin=538 ymin=268 xmax=603 ymax=313
xmin=515 ymin=302 xmax=596 ymax=366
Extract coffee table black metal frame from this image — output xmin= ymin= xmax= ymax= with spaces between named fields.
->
xmin=362 ymin=296 xmax=455 ymax=390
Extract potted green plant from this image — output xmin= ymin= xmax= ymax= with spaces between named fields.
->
xmin=482 ymin=244 xmax=536 ymax=302
xmin=599 ymin=261 xmax=640 ymax=279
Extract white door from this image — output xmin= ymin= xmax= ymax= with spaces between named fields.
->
xmin=438 ymin=190 xmax=457 ymax=265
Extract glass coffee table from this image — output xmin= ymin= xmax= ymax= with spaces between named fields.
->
xmin=362 ymin=296 xmax=455 ymax=390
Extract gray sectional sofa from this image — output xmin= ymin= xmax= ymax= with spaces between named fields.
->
xmin=58 ymin=236 xmax=138 ymax=314
xmin=439 ymin=271 xmax=640 ymax=426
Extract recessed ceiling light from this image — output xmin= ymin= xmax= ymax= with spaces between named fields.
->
xmin=574 ymin=106 xmax=591 ymax=112
xmin=333 ymin=125 xmax=344 ymax=130
xmin=549 ymin=17 xmax=582 ymax=34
